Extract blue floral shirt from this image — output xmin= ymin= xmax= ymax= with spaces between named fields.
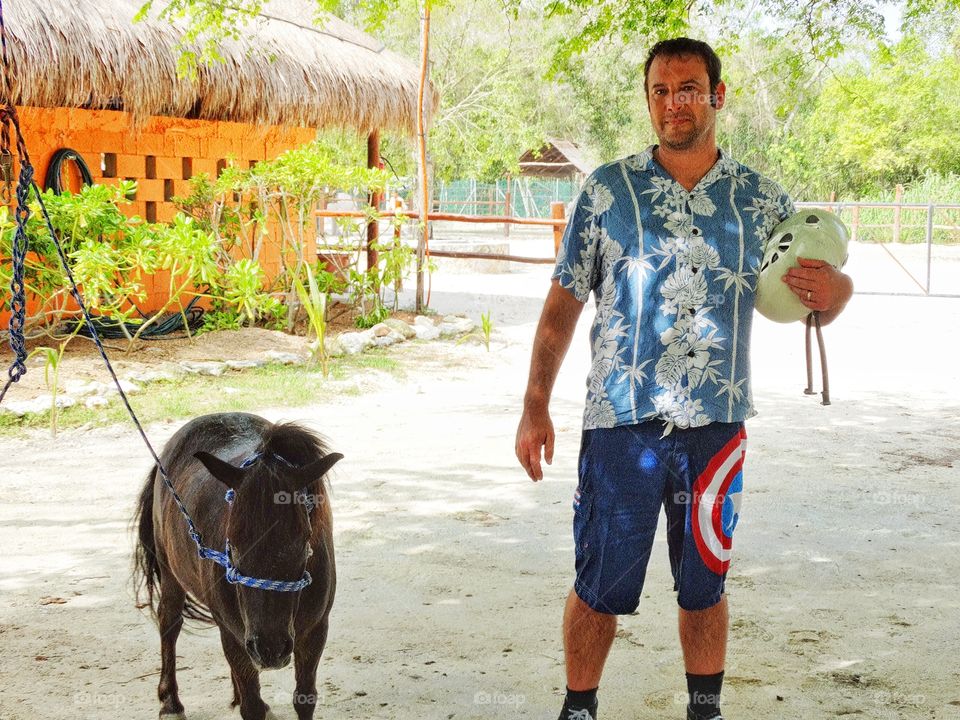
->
xmin=553 ymin=146 xmax=794 ymax=432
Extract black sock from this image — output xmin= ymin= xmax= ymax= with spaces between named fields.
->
xmin=563 ymin=686 xmax=598 ymax=715
xmin=686 ymin=671 xmax=724 ymax=719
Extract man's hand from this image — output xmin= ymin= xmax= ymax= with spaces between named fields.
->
xmin=782 ymin=257 xmax=853 ymax=324
xmin=516 ymin=402 xmax=554 ymax=482
xmin=516 ymin=280 xmax=584 ymax=482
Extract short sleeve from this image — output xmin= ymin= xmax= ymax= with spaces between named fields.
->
xmin=756 ymin=177 xmax=796 ymax=255
xmin=552 ymin=173 xmax=611 ymax=303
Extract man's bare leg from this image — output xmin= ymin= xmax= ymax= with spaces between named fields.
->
xmin=564 ymin=589 xmax=617 ymax=689
xmin=679 ymin=596 xmax=728 ymax=718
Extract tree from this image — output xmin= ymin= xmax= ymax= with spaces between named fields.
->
xmin=783 ymin=35 xmax=960 ymax=198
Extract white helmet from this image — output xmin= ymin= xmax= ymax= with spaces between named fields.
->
xmin=755 ymin=209 xmax=849 ymax=323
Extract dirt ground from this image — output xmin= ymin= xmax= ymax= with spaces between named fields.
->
xmin=1 ymin=262 xmax=959 ymax=720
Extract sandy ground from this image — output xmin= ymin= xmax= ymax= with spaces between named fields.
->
xmin=1 ymin=259 xmax=959 ymax=720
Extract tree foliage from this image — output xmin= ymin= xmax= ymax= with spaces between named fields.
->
xmin=141 ymin=0 xmax=960 ymax=199
xmin=782 ymin=36 xmax=960 ymax=198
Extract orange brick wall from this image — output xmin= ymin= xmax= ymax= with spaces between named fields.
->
xmin=2 ymin=107 xmax=317 ymax=326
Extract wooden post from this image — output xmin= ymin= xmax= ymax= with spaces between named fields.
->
xmin=415 ymin=1 xmax=431 ymax=314
xmin=367 ymin=129 xmax=381 ymax=271
xmin=551 ymin=201 xmax=566 ymax=256
xmin=893 ymin=183 xmax=904 ymax=244
xmin=393 ymin=195 xmax=403 ymax=292
xmin=851 ymin=205 xmax=860 ymax=243
xmin=503 ymin=174 xmax=512 ymax=238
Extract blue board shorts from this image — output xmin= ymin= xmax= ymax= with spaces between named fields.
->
xmin=572 ymin=421 xmax=746 ymax=613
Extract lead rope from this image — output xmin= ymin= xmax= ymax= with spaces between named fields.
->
xmin=0 ymin=1 xmax=308 ymax=592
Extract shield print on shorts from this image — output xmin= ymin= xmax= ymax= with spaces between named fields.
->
xmin=691 ymin=428 xmax=747 ymax=575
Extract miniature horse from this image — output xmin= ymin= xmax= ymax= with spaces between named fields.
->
xmin=134 ymin=412 xmax=343 ymax=720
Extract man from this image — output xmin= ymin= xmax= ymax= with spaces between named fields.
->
xmin=515 ymin=38 xmax=853 ymax=720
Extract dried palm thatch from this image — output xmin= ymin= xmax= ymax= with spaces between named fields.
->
xmin=1 ymin=0 xmax=433 ymax=133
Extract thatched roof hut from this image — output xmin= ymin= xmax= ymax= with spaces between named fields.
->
xmin=518 ymin=140 xmax=594 ymax=180
xmin=1 ymin=0 xmax=432 ymax=133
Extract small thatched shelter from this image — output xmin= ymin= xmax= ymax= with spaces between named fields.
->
xmin=1 ymin=0 xmax=432 ymax=319
xmin=3 ymin=0 xmax=431 ymax=133
xmin=518 ymin=140 xmax=593 ymax=183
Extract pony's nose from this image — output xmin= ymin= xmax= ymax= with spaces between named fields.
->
xmin=247 ymin=635 xmax=293 ymax=669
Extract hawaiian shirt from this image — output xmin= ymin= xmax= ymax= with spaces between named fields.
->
xmin=553 ymin=146 xmax=795 ymax=432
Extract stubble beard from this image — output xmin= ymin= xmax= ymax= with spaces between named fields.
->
xmin=658 ymin=116 xmax=712 ymax=152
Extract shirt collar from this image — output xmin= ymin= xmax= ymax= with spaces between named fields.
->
xmin=628 ymin=145 xmax=742 ymax=190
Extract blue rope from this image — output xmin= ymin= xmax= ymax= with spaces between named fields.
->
xmin=36 ymin=183 xmax=313 ymax=591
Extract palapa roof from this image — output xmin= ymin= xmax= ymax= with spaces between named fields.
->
xmin=518 ymin=139 xmax=594 ymax=178
xmin=1 ymin=0 xmax=433 ymax=133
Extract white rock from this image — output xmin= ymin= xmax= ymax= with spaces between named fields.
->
xmin=225 ymin=359 xmax=264 ymax=370
xmin=373 ymin=335 xmax=397 ymax=347
xmin=84 ymin=395 xmax=110 ymax=409
xmin=324 ymin=336 xmax=346 ymax=357
xmin=383 ymin=318 xmax=416 ymax=339
xmin=5 ymin=394 xmax=77 ymax=416
xmin=439 ymin=317 xmax=475 ymax=337
xmin=126 ymin=368 xmax=180 ymax=384
xmin=103 ymin=379 xmax=141 ymax=395
xmin=413 ymin=315 xmax=436 ymax=328
xmin=338 ymin=330 xmax=375 ymax=355
xmin=371 ymin=323 xmax=392 ymax=338
xmin=62 ymin=380 xmax=105 ymax=398
xmin=262 ymin=351 xmax=304 ymax=365
xmin=180 ymin=360 xmax=228 ymax=376
xmin=413 ymin=323 xmax=440 ymax=341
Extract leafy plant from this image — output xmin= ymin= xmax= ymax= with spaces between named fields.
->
xmin=200 ymin=307 xmax=244 ymax=333
xmin=457 ymin=310 xmax=493 ymax=351
xmin=222 ymin=258 xmax=281 ymax=326
xmin=25 ymin=321 xmax=85 ymax=436
xmin=292 ymin=263 xmax=330 ymax=376
xmin=480 ymin=310 xmax=493 ymax=350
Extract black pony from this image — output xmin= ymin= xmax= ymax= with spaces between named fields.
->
xmin=134 ymin=412 xmax=342 ymax=720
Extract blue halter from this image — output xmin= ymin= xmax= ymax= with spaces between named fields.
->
xmin=176 ymin=452 xmax=313 ymax=593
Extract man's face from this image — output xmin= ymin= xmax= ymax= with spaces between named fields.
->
xmin=646 ymin=54 xmax=725 ymax=152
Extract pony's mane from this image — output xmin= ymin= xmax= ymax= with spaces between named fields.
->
xmin=259 ymin=422 xmax=331 ymax=468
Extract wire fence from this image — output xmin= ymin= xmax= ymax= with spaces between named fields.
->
xmin=433 ymin=178 xmax=579 ymax=218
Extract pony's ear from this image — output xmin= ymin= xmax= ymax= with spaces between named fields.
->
xmin=195 ymin=451 xmax=246 ymax=490
xmin=278 ymin=452 xmax=344 ymax=494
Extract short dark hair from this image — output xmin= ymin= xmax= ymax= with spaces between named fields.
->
xmin=643 ymin=37 xmax=722 ymax=97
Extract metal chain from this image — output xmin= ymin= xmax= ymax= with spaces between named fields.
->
xmin=0 ymin=105 xmax=31 ymax=404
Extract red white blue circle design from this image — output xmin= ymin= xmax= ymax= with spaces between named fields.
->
xmin=691 ymin=429 xmax=746 ymax=575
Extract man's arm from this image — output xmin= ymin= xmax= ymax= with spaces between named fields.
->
xmin=515 ymin=280 xmax=585 ymax=481
xmin=782 ymin=257 xmax=853 ymax=326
